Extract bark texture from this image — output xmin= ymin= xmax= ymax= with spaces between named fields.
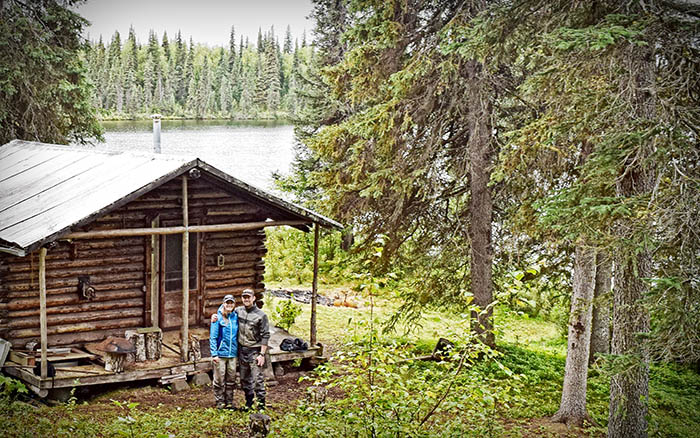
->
xmin=609 ymin=249 xmax=651 ymax=438
xmin=590 ymin=251 xmax=612 ymax=364
xmin=467 ymin=59 xmax=495 ymax=348
xmin=552 ymin=245 xmax=596 ymax=426
xmin=608 ymin=42 xmax=655 ymax=438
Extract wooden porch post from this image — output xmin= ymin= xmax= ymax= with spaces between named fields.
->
xmin=39 ymin=247 xmax=48 ymax=378
xmin=150 ymin=216 xmax=160 ymax=328
xmin=310 ymin=223 xmax=319 ymax=346
xmin=181 ymin=176 xmax=189 ymax=361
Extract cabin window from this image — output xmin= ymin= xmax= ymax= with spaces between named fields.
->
xmin=163 ymin=233 xmax=197 ymax=291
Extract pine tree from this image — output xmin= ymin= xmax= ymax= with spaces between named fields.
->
xmin=257 ymin=27 xmax=263 ymax=53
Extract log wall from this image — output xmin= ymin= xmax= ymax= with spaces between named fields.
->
xmin=0 ymin=174 xmax=273 ymax=348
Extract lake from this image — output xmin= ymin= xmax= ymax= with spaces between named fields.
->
xmin=76 ymin=120 xmax=297 ymax=195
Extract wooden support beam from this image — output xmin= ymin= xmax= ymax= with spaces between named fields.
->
xmin=150 ymin=216 xmax=160 ymax=328
xmin=181 ymin=176 xmax=189 ymax=362
xmin=62 ymin=220 xmax=310 ymax=239
xmin=311 ymin=224 xmax=319 ymax=346
xmin=39 ymin=247 xmax=48 ymax=379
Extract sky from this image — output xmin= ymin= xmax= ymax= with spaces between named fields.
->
xmin=75 ymin=0 xmax=315 ymax=47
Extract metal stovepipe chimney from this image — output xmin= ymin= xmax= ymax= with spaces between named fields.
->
xmin=151 ymin=114 xmax=161 ymax=153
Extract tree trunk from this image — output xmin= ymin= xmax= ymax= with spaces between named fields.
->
xmin=609 ymin=247 xmax=651 ymax=438
xmin=552 ymin=244 xmax=596 ymax=427
xmin=467 ymin=59 xmax=495 ymax=348
xmin=590 ymin=251 xmax=611 ymax=364
xmin=608 ymin=41 xmax=655 ymax=438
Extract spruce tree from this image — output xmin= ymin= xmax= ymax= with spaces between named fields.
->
xmin=0 ymin=0 xmax=102 ymax=144
xmin=228 ymin=25 xmax=236 ymax=71
xmin=284 ymin=25 xmax=293 ymax=54
xmin=161 ymin=30 xmax=170 ymax=62
xmin=173 ymin=31 xmax=186 ymax=106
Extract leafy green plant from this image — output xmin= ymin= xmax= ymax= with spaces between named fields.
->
xmin=273 ymin=294 xmax=303 ymax=331
xmin=111 ymin=399 xmax=140 ymax=438
xmin=0 ymin=375 xmax=27 ymax=399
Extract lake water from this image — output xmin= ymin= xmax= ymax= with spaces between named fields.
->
xmin=76 ymin=120 xmax=296 ymax=195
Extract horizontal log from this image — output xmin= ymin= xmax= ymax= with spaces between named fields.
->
xmin=84 ymin=219 xmax=147 ymax=229
xmin=8 ymin=246 xmax=145 ymax=267
xmin=4 ymin=256 xmax=144 ymax=279
xmin=4 ymin=262 xmax=145 ymax=285
xmin=203 ymin=244 xmax=263 ymax=256
xmin=95 ymin=212 xmax=149 ymax=221
xmin=56 ymin=237 xmax=146 ymax=250
xmin=204 ymin=268 xmax=257 ymax=281
xmin=139 ymin=190 xmax=242 ymax=201
xmin=10 ymin=316 xmax=145 ymax=339
xmin=63 ymin=220 xmax=309 ymax=239
xmin=206 ymin=205 xmax=260 ymax=216
xmin=9 ymin=296 xmax=144 ymax=318
xmin=125 ymin=200 xmax=181 ymax=210
xmin=10 ymin=307 xmax=144 ymax=329
xmin=204 ymin=260 xmax=259 ymax=273
xmin=7 ymin=272 xmax=144 ymax=292
xmin=203 ymin=230 xmax=263 ymax=240
xmin=7 ymin=281 xmax=144 ymax=299
xmin=8 ymin=326 xmax=141 ymax=348
xmin=206 ymin=276 xmax=256 ymax=290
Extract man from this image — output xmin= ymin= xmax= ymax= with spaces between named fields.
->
xmin=210 ymin=294 xmax=238 ymax=409
xmin=237 ymin=288 xmax=271 ymax=410
xmin=212 ymin=288 xmax=270 ymax=410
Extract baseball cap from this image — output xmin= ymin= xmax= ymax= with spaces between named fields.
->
xmin=223 ymin=294 xmax=235 ymax=303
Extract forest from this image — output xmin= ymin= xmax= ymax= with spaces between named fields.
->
xmin=82 ymin=25 xmax=312 ymax=120
xmin=1 ymin=0 xmax=699 ymax=437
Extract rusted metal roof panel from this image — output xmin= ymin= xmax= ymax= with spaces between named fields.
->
xmin=0 ymin=140 xmax=342 ymax=256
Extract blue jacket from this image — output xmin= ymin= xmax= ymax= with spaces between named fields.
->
xmin=210 ymin=308 xmax=238 ymax=358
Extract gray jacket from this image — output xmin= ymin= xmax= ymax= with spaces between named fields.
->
xmin=235 ymin=305 xmax=270 ymax=348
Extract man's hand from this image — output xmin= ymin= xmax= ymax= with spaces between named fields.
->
xmin=212 ymin=356 xmax=219 ymax=364
xmin=256 ymin=353 xmax=265 ymax=367
xmin=211 ymin=313 xmax=218 ymax=323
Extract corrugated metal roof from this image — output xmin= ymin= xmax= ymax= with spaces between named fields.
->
xmin=0 ymin=140 xmax=341 ymax=256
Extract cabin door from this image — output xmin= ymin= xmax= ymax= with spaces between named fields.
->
xmin=159 ymin=228 xmax=200 ymax=330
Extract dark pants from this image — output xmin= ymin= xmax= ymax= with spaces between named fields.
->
xmin=239 ymin=346 xmax=265 ymax=402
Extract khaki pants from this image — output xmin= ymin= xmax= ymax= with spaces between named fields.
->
xmin=212 ymin=357 xmax=237 ymax=407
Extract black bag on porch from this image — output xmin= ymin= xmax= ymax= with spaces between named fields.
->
xmin=280 ymin=337 xmax=308 ymax=352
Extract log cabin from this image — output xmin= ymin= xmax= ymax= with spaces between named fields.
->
xmin=0 ymin=140 xmax=341 ymax=396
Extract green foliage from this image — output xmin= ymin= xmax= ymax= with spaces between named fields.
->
xmin=0 ymin=375 xmax=27 ymax=398
xmin=82 ymin=25 xmax=315 ymax=120
xmin=264 ymin=226 xmax=357 ymax=285
xmin=0 ymin=0 xmax=103 ymax=144
xmin=274 ymin=323 xmax=508 ymax=438
xmin=272 ymin=295 xmax=303 ymax=331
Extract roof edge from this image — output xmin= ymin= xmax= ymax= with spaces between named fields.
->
xmin=196 ymin=160 xmax=343 ymax=230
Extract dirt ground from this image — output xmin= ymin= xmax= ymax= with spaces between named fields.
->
xmin=82 ymin=366 xmax=317 ymax=412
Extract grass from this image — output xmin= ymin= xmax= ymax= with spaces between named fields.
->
xmin=1 ymin=286 xmax=698 ymax=437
